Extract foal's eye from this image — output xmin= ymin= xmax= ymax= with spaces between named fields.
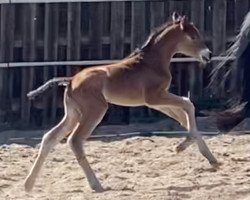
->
xmin=189 ymin=35 xmax=196 ymax=40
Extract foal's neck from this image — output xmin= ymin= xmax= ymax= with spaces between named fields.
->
xmin=143 ymin=27 xmax=181 ymax=74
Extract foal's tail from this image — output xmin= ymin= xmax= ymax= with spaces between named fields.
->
xmin=27 ymin=77 xmax=73 ymax=99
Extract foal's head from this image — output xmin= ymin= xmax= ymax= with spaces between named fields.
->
xmin=172 ymin=12 xmax=212 ymax=64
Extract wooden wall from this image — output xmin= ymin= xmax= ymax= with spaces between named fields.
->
xmin=0 ymin=0 xmax=249 ymax=128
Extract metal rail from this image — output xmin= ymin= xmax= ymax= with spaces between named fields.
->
xmin=0 ymin=56 xmax=236 ymax=68
xmin=0 ymin=0 xmax=157 ymax=4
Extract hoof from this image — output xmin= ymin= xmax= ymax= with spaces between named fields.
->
xmin=92 ymin=185 xmax=105 ymax=193
xmin=24 ymin=179 xmax=35 ymax=193
xmin=176 ymin=138 xmax=194 ymax=153
xmin=90 ymin=182 xmax=105 ymax=193
xmin=210 ymin=160 xmax=222 ymax=168
xmin=176 ymin=142 xmax=189 ymax=153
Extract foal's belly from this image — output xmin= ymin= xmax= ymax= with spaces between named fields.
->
xmin=102 ymin=83 xmax=145 ymax=107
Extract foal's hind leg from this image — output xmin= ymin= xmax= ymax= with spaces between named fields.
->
xmin=67 ymin=99 xmax=108 ymax=192
xmin=24 ymin=103 xmax=79 ymax=192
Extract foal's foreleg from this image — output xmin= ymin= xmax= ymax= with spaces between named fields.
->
xmin=146 ymin=91 xmax=218 ymax=165
xmin=24 ymin=111 xmax=78 ymax=192
xmin=150 ymin=106 xmax=188 ymax=129
xmin=150 ymin=106 xmax=194 ymax=152
xmin=176 ymin=97 xmax=217 ymax=164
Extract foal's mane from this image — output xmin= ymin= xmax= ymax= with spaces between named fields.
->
xmin=126 ymin=20 xmax=179 ymax=59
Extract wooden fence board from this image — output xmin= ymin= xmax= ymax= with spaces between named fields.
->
xmin=212 ymin=0 xmax=227 ymax=54
xmin=66 ymin=3 xmax=81 ymax=74
xmin=0 ymin=5 xmax=6 ymax=62
xmin=147 ymin=1 xmax=165 ymax=118
xmin=108 ymin=1 xmax=129 ymax=124
xmin=0 ymin=5 xmax=6 ymax=117
xmin=21 ymin=5 xmax=34 ymax=125
xmin=150 ymin=1 xmax=164 ymax=29
xmin=235 ymin=0 xmax=249 ymax=30
xmin=212 ymin=0 xmax=227 ymax=97
xmin=6 ymin=5 xmax=15 ymax=121
xmin=110 ymin=2 xmax=125 ymax=59
xmin=66 ymin=3 xmax=73 ymax=76
xmin=89 ymin=2 xmax=102 ymax=59
xmin=130 ymin=1 xmax=146 ymax=122
xmin=190 ymin=0 xmax=205 ymax=98
xmin=42 ymin=3 xmax=52 ymax=126
xmin=72 ymin=3 xmax=81 ymax=60
xmin=131 ymin=1 xmax=146 ymax=50
xmin=51 ymin=4 xmax=60 ymax=123
xmin=0 ymin=5 xmax=14 ymax=121
xmin=27 ymin=4 xmax=37 ymax=127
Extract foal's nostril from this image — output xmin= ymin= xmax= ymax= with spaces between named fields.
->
xmin=199 ymin=49 xmax=212 ymax=63
xmin=208 ymin=51 xmax=212 ymax=60
xmin=201 ymin=49 xmax=212 ymax=61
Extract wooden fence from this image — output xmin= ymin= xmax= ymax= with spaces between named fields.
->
xmin=0 ymin=0 xmax=249 ymax=129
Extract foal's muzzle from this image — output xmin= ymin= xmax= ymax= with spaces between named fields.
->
xmin=199 ymin=49 xmax=212 ymax=64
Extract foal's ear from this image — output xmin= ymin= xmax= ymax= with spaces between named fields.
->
xmin=172 ymin=12 xmax=181 ymax=22
xmin=180 ymin=16 xmax=188 ymax=30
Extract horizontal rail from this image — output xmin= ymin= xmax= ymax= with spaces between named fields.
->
xmin=0 ymin=56 xmax=236 ymax=68
xmin=1 ymin=0 xmax=154 ymax=4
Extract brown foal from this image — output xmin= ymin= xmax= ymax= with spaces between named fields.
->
xmin=24 ymin=13 xmax=218 ymax=193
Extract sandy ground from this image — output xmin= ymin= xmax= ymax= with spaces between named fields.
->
xmin=1 ymin=134 xmax=250 ymax=200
